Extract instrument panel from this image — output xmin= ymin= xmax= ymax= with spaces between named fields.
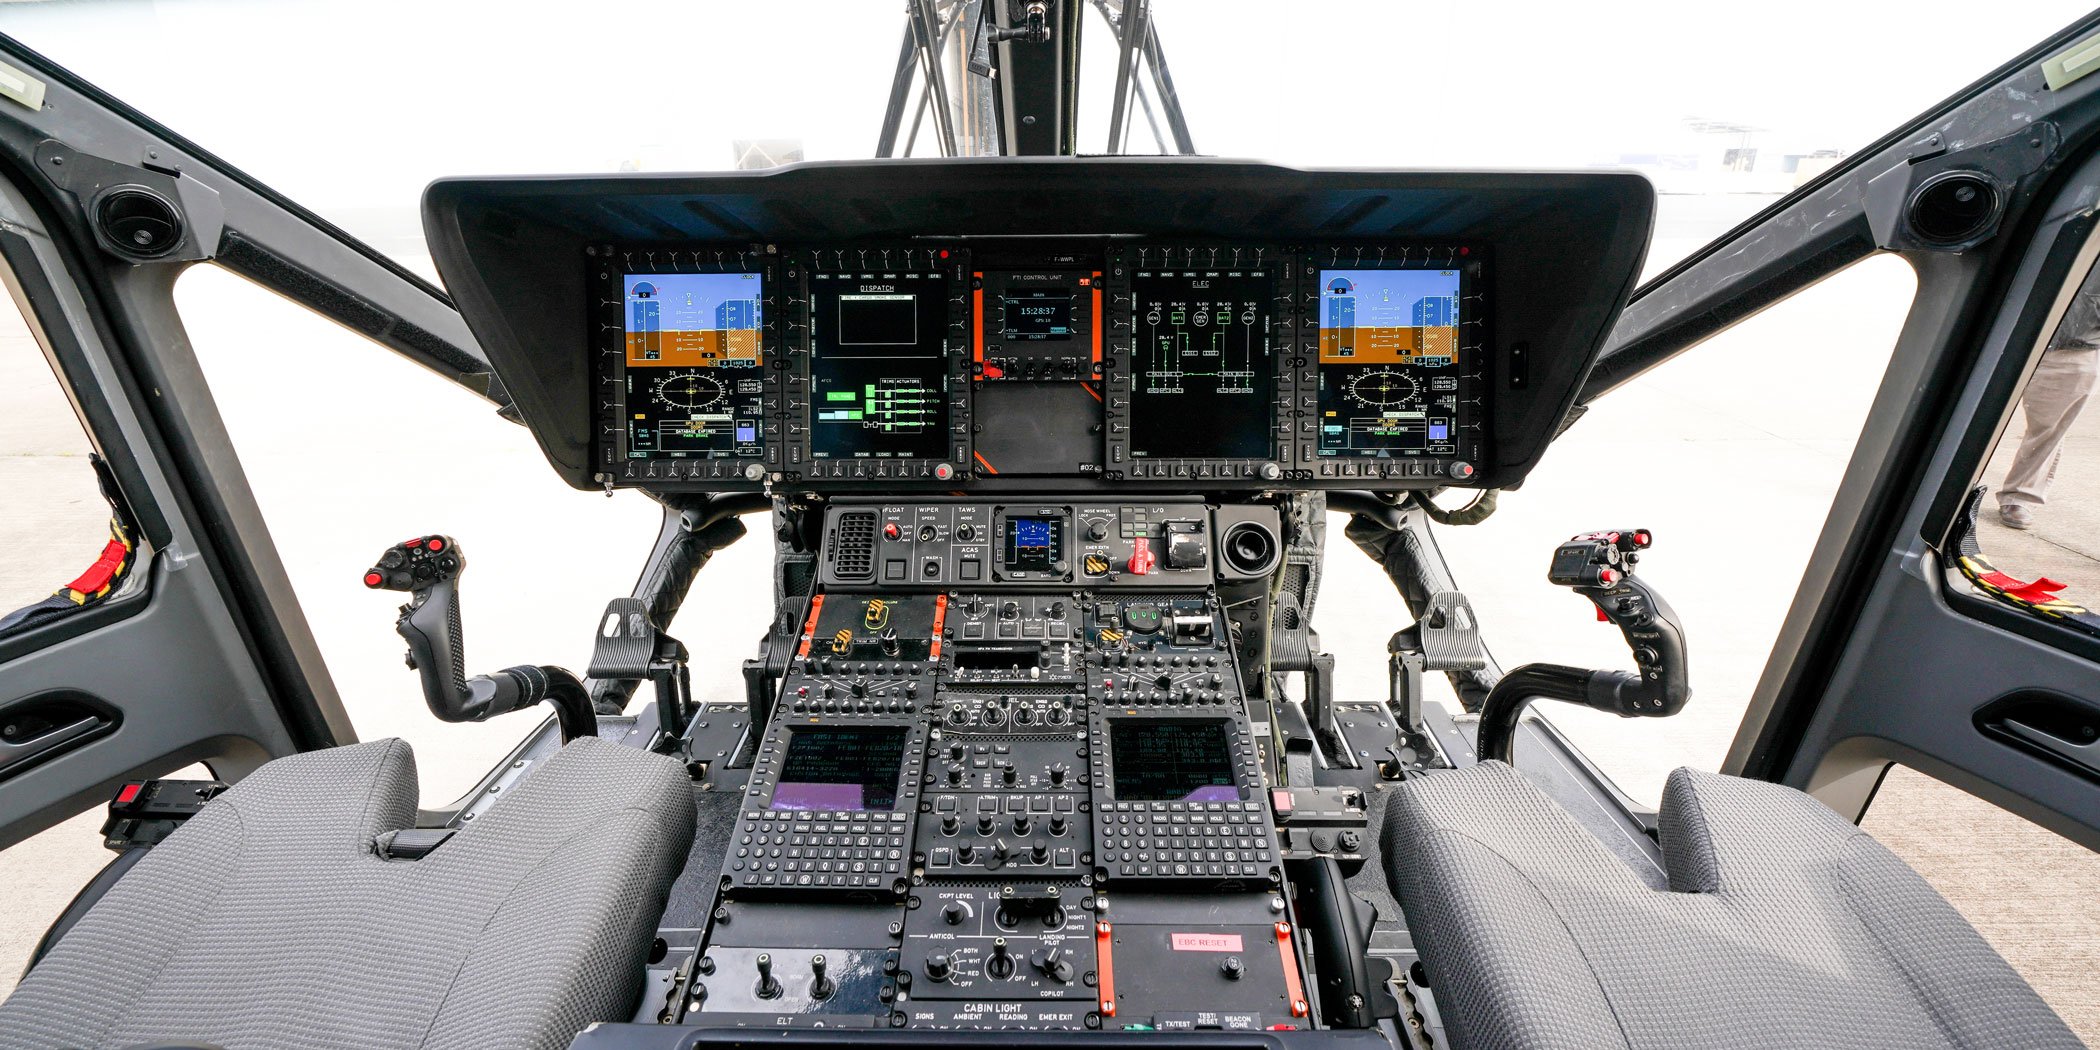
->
xmin=593 ymin=242 xmax=1487 ymax=489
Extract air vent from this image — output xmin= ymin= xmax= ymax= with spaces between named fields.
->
xmin=831 ymin=511 xmax=878 ymax=581
xmin=93 ymin=186 xmax=183 ymax=260
xmin=1907 ymin=170 xmax=2001 ymax=248
xmin=1222 ymin=520 xmax=1281 ymax=578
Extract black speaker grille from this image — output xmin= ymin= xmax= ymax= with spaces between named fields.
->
xmin=832 ymin=511 xmax=878 ymax=581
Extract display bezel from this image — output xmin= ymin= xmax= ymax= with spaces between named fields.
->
xmin=1296 ymin=245 xmax=1490 ymax=483
xmin=1103 ymin=245 xmax=1294 ymax=481
xmin=591 ymin=247 xmax=780 ymax=486
xmin=1302 ymin=248 xmax=1486 ymax=468
xmin=787 ymin=247 xmax=974 ymax=481
xmin=991 ymin=505 xmax=1071 ymax=582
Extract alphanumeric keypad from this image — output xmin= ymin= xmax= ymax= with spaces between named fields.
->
xmin=1095 ymin=801 xmax=1274 ymax=880
xmin=726 ymin=809 xmax=911 ymax=890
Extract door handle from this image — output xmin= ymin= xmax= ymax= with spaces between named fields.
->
xmin=2001 ymin=718 xmax=2100 ymax=774
xmin=0 ymin=714 xmax=104 ymax=778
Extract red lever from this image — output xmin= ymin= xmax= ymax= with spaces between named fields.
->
xmin=1127 ymin=543 xmax=1155 ymax=575
xmin=882 ymin=522 xmax=901 ymax=540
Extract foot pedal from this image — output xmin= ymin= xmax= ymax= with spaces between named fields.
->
xmin=1413 ymin=590 xmax=1485 ymax=673
xmin=1388 ymin=591 xmax=1486 ymax=770
xmin=587 ymin=597 xmax=694 ymax=738
xmin=587 ymin=597 xmax=660 ymax=680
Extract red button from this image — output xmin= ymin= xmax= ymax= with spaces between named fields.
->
xmin=115 ymin=783 xmax=142 ymax=805
xmin=426 ymin=537 xmax=445 ymax=552
xmin=364 ymin=571 xmax=384 ymax=587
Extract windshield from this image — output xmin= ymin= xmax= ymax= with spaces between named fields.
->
xmin=0 ymin=1 xmax=2088 ymax=279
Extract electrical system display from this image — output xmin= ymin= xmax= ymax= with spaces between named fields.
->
xmin=1127 ymin=267 xmax=1276 ymax=460
xmin=770 ymin=725 xmax=909 ymax=812
xmin=1316 ymin=265 xmax=1479 ymax=463
xmin=1109 ymin=720 xmax=1242 ymax=802
xmin=621 ymin=272 xmax=767 ymax=460
xmin=809 ymin=270 xmax=951 ymax=462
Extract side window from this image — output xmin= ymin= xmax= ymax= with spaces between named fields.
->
xmin=172 ymin=266 xmax=675 ymax=802
xmin=1403 ymin=253 xmax=1920 ymax=805
xmin=1964 ymin=257 xmax=2100 ymax=615
xmin=0 ymin=277 xmax=118 ymax=623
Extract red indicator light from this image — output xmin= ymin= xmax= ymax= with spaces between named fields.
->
xmin=115 ymin=783 xmax=142 ymax=805
xmin=939 ymin=249 xmax=949 ymax=258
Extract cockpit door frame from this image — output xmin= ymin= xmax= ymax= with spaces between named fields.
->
xmin=0 ymin=34 xmax=491 ymax=848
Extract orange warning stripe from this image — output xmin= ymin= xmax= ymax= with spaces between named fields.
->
xmin=930 ymin=594 xmax=948 ymax=661
xmin=1275 ymin=922 xmax=1308 ymax=1018
xmin=1081 ymin=382 xmax=1103 ymax=403
xmin=1090 ymin=273 xmax=1104 ymax=367
xmin=973 ymin=450 xmax=999 ymax=475
xmin=1096 ymin=922 xmax=1117 ymax=1017
xmin=972 ymin=273 xmax=985 ymax=365
xmin=794 ymin=594 xmax=827 ymax=658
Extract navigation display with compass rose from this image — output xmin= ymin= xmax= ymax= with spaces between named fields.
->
xmin=622 ymin=272 xmax=767 ymax=460
xmin=1315 ymin=265 xmax=1479 ymax=460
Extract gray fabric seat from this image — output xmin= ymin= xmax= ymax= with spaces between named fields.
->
xmin=1385 ymin=761 xmax=2082 ymax=1050
xmin=0 ymin=735 xmax=695 ymax=1050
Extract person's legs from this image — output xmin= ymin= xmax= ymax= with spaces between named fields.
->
xmin=2000 ymin=348 xmax=2100 ymax=527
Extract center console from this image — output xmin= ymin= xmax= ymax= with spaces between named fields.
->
xmin=668 ymin=498 xmax=1300 ymax=1031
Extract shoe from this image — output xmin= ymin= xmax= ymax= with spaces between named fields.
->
xmin=2000 ymin=504 xmax=2034 ymax=530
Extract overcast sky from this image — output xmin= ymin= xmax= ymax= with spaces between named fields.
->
xmin=0 ymin=1 xmax=2088 ymax=227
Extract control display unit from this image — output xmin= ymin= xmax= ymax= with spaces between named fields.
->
xmin=1315 ymin=259 xmax=1483 ymax=466
xmin=1109 ymin=719 xmax=1242 ymax=802
xmin=591 ymin=251 xmax=781 ymax=483
xmin=770 ymin=725 xmax=909 ymax=812
xmin=974 ymin=270 xmax=1101 ymax=381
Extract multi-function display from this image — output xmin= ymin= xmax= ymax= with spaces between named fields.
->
xmin=1316 ymin=267 xmax=1471 ymax=459
xmin=1127 ymin=267 xmax=1275 ymax=460
xmin=621 ymin=272 xmax=767 ymax=461
xmin=594 ymin=243 xmax=1487 ymax=488
xmin=809 ymin=270 xmax=951 ymax=461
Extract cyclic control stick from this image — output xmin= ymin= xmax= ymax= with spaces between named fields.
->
xmin=363 ymin=535 xmax=598 ymax=742
xmin=1475 ymin=529 xmax=1688 ymax=766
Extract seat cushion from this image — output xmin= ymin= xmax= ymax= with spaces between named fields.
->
xmin=0 ymin=735 xmax=695 ymax=1050
xmin=1385 ymin=762 xmax=2080 ymax=1050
